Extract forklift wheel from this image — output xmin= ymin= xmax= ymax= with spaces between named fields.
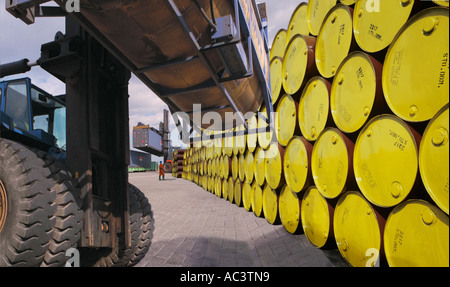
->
xmin=0 ymin=139 xmax=57 ymax=267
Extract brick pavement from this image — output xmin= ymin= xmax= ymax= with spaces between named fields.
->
xmin=130 ymin=172 xmax=347 ymax=267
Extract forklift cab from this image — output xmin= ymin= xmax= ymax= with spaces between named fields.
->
xmin=0 ymin=78 xmax=66 ymax=151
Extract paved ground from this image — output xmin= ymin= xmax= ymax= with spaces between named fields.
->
xmin=130 ymin=172 xmax=348 ymax=267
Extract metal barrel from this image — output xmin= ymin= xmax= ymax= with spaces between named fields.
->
xmin=275 ymin=94 xmax=299 ymax=147
xmin=234 ymin=179 xmax=243 ymax=208
xmin=242 ymin=181 xmax=253 ymax=212
xmin=257 ymin=106 xmax=274 ymax=150
xmin=247 ymin=113 xmax=258 ymax=152
xmin=252 ymin=182 xmax=264 ymax=218
xmin=279 ymin=184 xmax=302 ymax=234
xmin=270 ymin=29 xmax=288 ymax=61
xmin=315 ymin=4 xmax=356 ymax=79
xmin=235 ymin=124 xmax=247 ymax=155
xmin=353 ymin=0 xmax=415 ymax=53
xmin=283 ymin=35 xmax=318 ymax=96
xmin=287 ymin=2 xmax=310 ymax=43
xmin=331 ymin=51 xmax=386 ymax=134
xmin=238 ymin=153 xmax=246 ymax=182
xmin=231 ymin=154 xmax=239 ymax=181
xmin=432 ymin=0 xmax=449 ymax=7
xmin=270 ymin=57 xmax=284 ymax=105
xmin=298 ymin=76 xmax=333 ymax=142
xmin=244 ymin=150 xmax=255 ymax=184
xmin=307 ymin=0 xmax=338 ymax=36
xmin=419 ymin=104 xmax=449 ymax=215
xmin=312 ymin=128 xmax=356 ymax=199
xmin=333 ymin=191 xmax=387 ymax=267
xmin=354 ymin=115 xmax=422 ymax=208
xmin=254 ymin=147 xmax=266 ymax=187
xmin=265 ymin=143 xmax=286 ymax=190
xmin=384 ymin=200 xmax=449 ymax=267
xmin=382 ymin=7 xmax=449 ymax=123
xmin=228 ymin=178 xmax=235 ymax=204
xmin=222 ymin=178 xmax=228 ymax=201
xmin=262 ymin=183 xmax=281 ymax=225
xmin=222 ymin=154 xmax=232 ymax=180
xmin=340 ymin=0 xmax=355 ymax=5
xmin=284 ymin=136 xmax=313 ymax=194
xmin=301 ymin=186 xmax=336 ymax=249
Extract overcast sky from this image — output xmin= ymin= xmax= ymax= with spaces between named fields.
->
xmin=0 ymin=0 xmax=304 ymax=149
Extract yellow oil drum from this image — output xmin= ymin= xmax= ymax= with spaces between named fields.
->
xmin=301 ymin=186 xmax=335 ymax=248
xmin=232 ymin=154 xmax=239 ymax=181
xmin=287 ymin=2 xmax=309 ymax=43
xmin=222 ymin=178 xmax=228 ymax=201
xmin=353 ymin=0 xmax=414 ymax=53
xmin=275 ymin=94 xmax=298 ymax=147
xmin=331 ymin=52 xmax=384 ymax=134
xmin=283 ymin=35 xmax=317 ymax=95
xmin=384 ymin=200 xmax=449 ymax=267
xmin=433 ymin=0 xmax=449 ymax=7
xmin=270 ymin=57 xmax=283 ymax=105
xmin=245 ymin=150 xmax=255 ymax=184
xmin=215 ymin=177 xmax=222 ymax=198
xmin=222 ymin=154 xmax=231 ymax=180
xmin=234 ymin=179 xmax=242 ymax=207
xmin=307 ymin=0 xmax=338 ymax=36
xmin=207 ymin=158 xmax=212 ymax=177
xmin=252 ymin=182 xmax=264 ymax=218
xmin=265 ymin=143 xmax=285 ymax=190
xmin=312 ymin=128 xmax=355 ymax=199
xmin=270 ymin=29 xmax=287 ymax=61
xmin=316 ymin=4 xmax=354 ymax=79
xmin=279 ymin=184 xmax=302 ymax=234
xmin=242 ymin=181 xmax=253 ymax=212
xmin=224 ymin=130 xmax=234 ymax=157
xmin=228 ymin=177 xmax=235 ymax=204
xmin=218 ymin=155 xmax=224 ymax=179
xmin=235 ymin=124 xmax=247 ymax=155
xmin=340 ymin=0 xmax=355 ymax=5
xmin=334 ymin=191 xmax=386 ymax=267
xmin=238 ymin=153 xmax=246 ymax=182
xmin=247 ymin=113 xmax=258 ymax=152
xmin=382 ymin=7 xmax=449 ymax=123
xmin=262 ymin=184 xmax=280 ymax=225
xmin=284 ymin=136 xmax=313 ymax=194
xmin=254 ymin=147 xmax=266 ymax=187
xmin=419 ymin=104 xmax=449 ymax=215
xmin=258 ymin=106 xmax=273 ymax=150
xmin=354 ymin=115 xmax=421 ymax=208
xmin=299 ymin=76 xmax=332 ymax=142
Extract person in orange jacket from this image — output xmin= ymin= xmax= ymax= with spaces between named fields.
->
xmin=159 ymin=161 xmax=165 ymax=180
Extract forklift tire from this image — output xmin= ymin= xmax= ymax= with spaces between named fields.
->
xmin=0 ymin=139 xmax=57 ymax=267
xmin=35 ymin=150 xmax=84 ymax=267
xmin=80 ymin=183 xmax=154 ymax=267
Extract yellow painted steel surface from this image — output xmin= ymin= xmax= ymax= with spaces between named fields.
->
xmin=254 ymin=147 xmax=266 ymax=187
xmin=275 ymin=94 xmax=297 ymax=147
xmin=270 ymin=29 xmax=287 ymax=61
xmin=222 ymin=178 xmax=228 ymax=201
xmin=232 ymin=154 xmax=239 ymax=181
xmin=331 ymin=52 xmax=379 ymax=133
xmin=307 ymin=0 xmax=338 ymax=36
xmin=238 ymin=153 xmax=246 ymax=182
xmin=235 ymin=124 xmax=247 ymax=155
xmin=228 ymin=178 xmax=235 ymax=204
xmin=384 ymin=200 xmax=449 ymax=267
xmin=382 ymin=7 xmax=449 ymax=122
xmin=419 ymin=104 xmax=449 ymax=215
xmin=284 ymin=136 xmax=311 ymax=193
xmin=433 ymin=0 xmax=449 ymax=7
xmin=340 ymin=0 xmax=355 ymax=5
xmin=234 ymin=179 xmax=242 ymax=207
xmin=279 ymin=185 xmax=302 ymax=234
xmin=287 ymin=3 xmax=309 ymax=43
xmin=353 ymin=0 xmax=414 ymax=53
xmin=242 ymin=181 xmax=253 ymax=212
xmin=247 ymin=113 xmax=258 ymax=152
xmin=265 ymin=143 xmax=284 ymax=190
xmin=252 ymin=182 xmax=264 ymax=218
xmin=316 ymin=4 xmax=354 ymax=78
xmin=282 ymin=35 xmax=310 ymax=95
xmin=312 ymin=128 xmax=352 ymax=199
xmin=223 ymin=155 xmax=230 ymax=179
xmin=354 ymin=115 xmax=419 ymax=208
xmin=299 ymin=76 xmax=331 ymax=141
xmin=244 ymin=150 xmax=254 ymax=184
xmin=334 ymin=191 xmax=383 ymax=267
xmin=262 ymin=184 xmax=279 ymax=225
xmin=270 ymin=57 xmax=283 ymax=105
xmin=257 ymin=106 xmax=273 ymax=149
xmin=301 ymin=186 xmax=333 ymax=248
